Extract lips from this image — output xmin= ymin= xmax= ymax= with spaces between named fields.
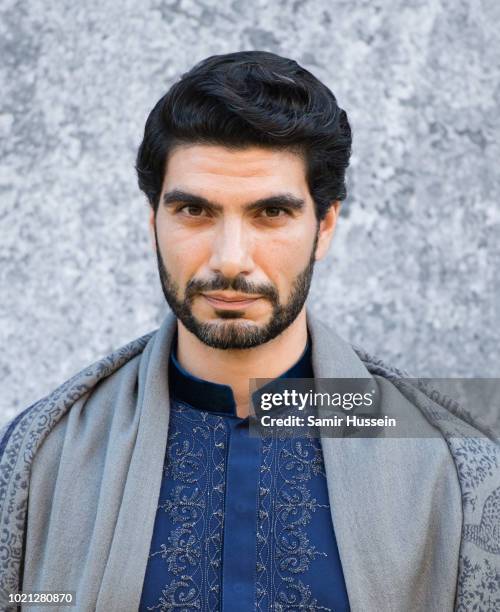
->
xmin=203 ymin=293 xmax=261 ymax=309
xmin=205 ymin=292 xmax=259 ymax=302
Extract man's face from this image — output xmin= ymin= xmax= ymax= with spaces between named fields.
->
xmin=150 ymin=144 xmax=338 ymax=349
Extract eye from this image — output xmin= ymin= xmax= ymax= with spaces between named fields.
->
xmin=179 ymin=204 xmax=205 ymax=216
xmin=261 ymin=206 xmax=288 ymax=218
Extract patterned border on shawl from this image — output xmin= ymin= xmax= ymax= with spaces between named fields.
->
xmin=0 ymin=330 xmax=156 ymax=607
xmin=352 ymin=344 xmax=500 ymax=612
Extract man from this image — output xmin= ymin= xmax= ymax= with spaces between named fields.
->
xmin=0 ymin=51 xmax=498 ymax=612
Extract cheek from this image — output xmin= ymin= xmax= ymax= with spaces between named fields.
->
xmin=255 ymin=229 xmax=313 ymax=289
xmin=158 ymin=224 xmax=210 ymax=280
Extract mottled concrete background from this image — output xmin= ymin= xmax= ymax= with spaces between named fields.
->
xmin=1 ymin=0 xmax=499 ymax=424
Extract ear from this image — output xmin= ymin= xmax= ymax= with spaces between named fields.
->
xmin=148 ymin=207 xmax=157 ymax=252
xmin=314 ymin=201 xmax=341 ymax=261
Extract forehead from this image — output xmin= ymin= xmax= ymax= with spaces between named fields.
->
xmin=162 ymin=144 xmax=310 ymax=200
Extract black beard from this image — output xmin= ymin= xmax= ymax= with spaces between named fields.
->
xmin=153 ymin=224 xmax=318 ymax=349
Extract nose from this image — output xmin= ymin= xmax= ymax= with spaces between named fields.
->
xmin=208 ymin=217 xmax=254 ymax=278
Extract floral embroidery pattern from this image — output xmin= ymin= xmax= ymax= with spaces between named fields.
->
xmin=455 ymin=556 xmax=500 ymax=612
xmin=145 ymin=401 xmax=227 ymax=611
xmin=463 ymin=487 xmax=500 ymax=554
xmin=256 ymin=432 xmax=332 ymax=611
xmin=149 ymin=575 xmax=202 ymax=611
xmin=144 ymin=403 xmax=336 ymax=611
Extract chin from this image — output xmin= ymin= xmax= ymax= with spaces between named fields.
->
xmin=195 ymin=305 xmax=268 ymax=324
xmin=205 ymin=316 xmax=261 ymax=327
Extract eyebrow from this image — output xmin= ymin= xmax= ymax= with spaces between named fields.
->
xmin=162 ymin=189 xmax=305 ymax=213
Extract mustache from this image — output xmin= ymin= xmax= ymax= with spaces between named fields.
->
xmin=185 ymin=274 xmax=279 ymax=303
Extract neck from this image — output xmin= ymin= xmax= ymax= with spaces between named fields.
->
xmin=175 ymin=308 xmax=309 ymax=418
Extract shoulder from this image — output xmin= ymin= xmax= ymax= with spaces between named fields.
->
xmin=352 ymin=342 xmax=498 ymax=442
xmin=0 ymin=328 xmax=157 ymax=467
xmin=352 ymin=343 xmax=500 ymax=518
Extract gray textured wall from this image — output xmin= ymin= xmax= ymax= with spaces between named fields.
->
xmin=1 ymin=0 xmax=499 ymax=425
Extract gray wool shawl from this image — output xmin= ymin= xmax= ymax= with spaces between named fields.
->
xmin=0 ymin=309 xmax=498 ymax=611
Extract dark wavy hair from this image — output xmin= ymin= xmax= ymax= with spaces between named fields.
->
xmin=135 ymin=50 xmax=352 ymax=221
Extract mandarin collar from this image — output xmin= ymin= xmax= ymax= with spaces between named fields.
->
xmin=168 ymin=331 xmax=313 ymax=417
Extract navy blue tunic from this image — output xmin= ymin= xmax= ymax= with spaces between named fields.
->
xmin=139 ymin=333 xmax=350 ymax=611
